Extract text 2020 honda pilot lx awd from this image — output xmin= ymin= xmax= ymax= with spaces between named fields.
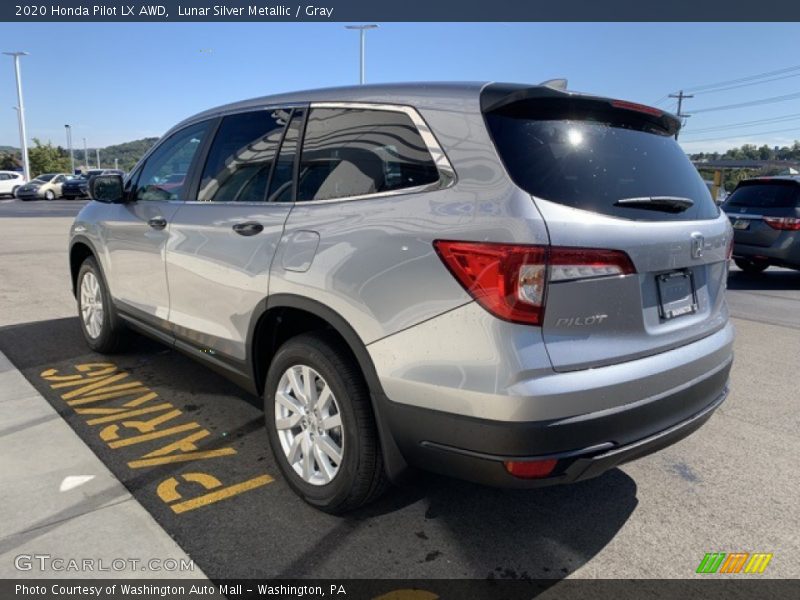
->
xmin=69 ymin=82 xmax=734 ymax=512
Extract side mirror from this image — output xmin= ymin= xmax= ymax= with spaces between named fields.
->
xmin=89 ymin=174 xmax=125 ymax=203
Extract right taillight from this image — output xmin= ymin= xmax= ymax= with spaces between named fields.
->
xmin=433 ymin=240 xmax=635 ymax=326
xmin=763 ymin=216 xmax=800 ymax=231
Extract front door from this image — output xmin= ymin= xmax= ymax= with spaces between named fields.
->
xmin=103 ymin=120 xmax=212 ymax=327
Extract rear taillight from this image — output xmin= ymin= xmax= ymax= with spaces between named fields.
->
xmin=763 ymin=216 xmax=800 ymax=231
xmin=610 ymin=99 xmax=664 ymax=117
xmin=433 ymin=241 xmax=635 ymax=326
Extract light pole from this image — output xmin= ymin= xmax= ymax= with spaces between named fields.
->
xmin=96 ymin=148 xmax=100 ymax=169
xmin=344 ymin=25 xmax=378 ymax=85
xmin=3 ymin=51 xmax=30 ymax=181
xmin=65 ymin=124 xmax=75 ymax=174
xmin=83 ymin=137 xmax=89 ymax=171
xmin=12 ymin=107 xmax=23 ymax=174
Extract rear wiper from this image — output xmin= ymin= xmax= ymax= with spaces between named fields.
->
xmin=614 ymin=196 xmax=694 ymax=213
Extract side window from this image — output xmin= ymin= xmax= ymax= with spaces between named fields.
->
xmin=53 ymin=175 xmax=65 ymax=183
xmin=198 ymin=109 xmax=289 ymax=203
xmin=267 ymin=108 xmax=305 ymax=203
xmin=134 ymin=121 xmax=210 ymax=202
xmin=0 ymin=174 xmax=8 ymax=181
xmin=297 ymin=108 xmax=440 ymax=202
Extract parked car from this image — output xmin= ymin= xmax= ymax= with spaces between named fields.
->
xmin=0 ymin=170 xmax=25 ymax=198
xmin=722 ymin=176 xmax=800 ymax=273
xmin=15 ymin=173 xmax=71 ymax=200
xmin=69 ymin=82 xmax=734 ymax=513
xmin=62 ymin=169 xmax=125 ymax=199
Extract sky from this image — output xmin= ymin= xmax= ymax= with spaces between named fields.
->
xmin=1 ymin=22 xmax=800 ymax=155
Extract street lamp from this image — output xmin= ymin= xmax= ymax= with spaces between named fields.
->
xmin=83 ymin=137 xmax=89 ymax=171
xmin=344 ymin=25 xmax=378 ymax=85
xmin=65 ymin=124 xmax=75 ymax=174
xmin=3 ymin=51 xmax=30 ymax=181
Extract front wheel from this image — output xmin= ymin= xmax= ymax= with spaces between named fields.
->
xmin=76 ymin=257 xmax=126 ymax=353
xmin=263 ymin=332 xmax=388 ymax=513
xmin=44 ymin=190 xmax=55 ymax=201
xmin=734 ymin=258 xmax=769 ymax=274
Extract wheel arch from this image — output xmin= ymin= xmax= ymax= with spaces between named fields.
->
xmin=69 ymin=236 xmax=100 ymax=297
xmin=249 ymin=294 xmax=409 ymax=481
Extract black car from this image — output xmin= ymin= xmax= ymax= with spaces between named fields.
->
xmin=62 ymin=169 xmax=125 ymax=199
xmin=722 ymin=176 xmax=800 ymax=273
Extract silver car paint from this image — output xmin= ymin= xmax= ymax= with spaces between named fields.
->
xmin=70 ymin=82 xmax=733 ymax=429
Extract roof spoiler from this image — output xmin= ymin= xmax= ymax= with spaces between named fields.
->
xmin=480 ymin=82 xmax=681 ymax=136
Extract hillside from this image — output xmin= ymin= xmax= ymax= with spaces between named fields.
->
xmin=0 ymin=137 xmax=158 ymax=172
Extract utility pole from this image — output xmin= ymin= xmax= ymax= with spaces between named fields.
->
xmin=83 ymin=138 xmax=88 ymax=172
xmin=96 ymin=148 xmax=100 ymax=169
xmin=114 ymin=158 xmax=119 ymax=170
xmin=4 ymin=52 xmax=30 ymax=181
xmin=65 ymin=124 xmax=75 ymax=173
xmin=669 ymin=90 xmax=693 ymax=140
xmin=344 ymin=25 xmax=378 ymax=84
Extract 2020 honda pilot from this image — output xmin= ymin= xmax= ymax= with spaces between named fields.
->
xmin=69 ymin=82 xmax=734 ymax=512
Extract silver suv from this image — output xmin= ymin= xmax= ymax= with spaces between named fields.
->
xmin=69 ymin=82 xmax=734 ymax=513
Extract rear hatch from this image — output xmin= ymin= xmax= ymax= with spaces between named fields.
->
xmin=723 ymin=178 xmax=800 ymax=247
xmin=483 ymin=86 xmax=731 ymax=371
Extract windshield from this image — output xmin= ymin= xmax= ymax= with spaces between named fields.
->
xmin=485 ymin=114 xmax=719 ymax=222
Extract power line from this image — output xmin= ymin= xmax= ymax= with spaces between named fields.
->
xmin=682 ymin=64 xmax=800 ymax=93
xmin=682 ymin=112 xmax=800 ymax=135
xmin=681 ymin=125 xmax=800 ymax=144
xmin=690 ymin=91 xmax=800 ymax=114
xmin=691 ymin=71 xmax=800 ymax=96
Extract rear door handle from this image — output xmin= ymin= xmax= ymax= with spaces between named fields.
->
xmin=232 ymin=221 xmax=264 ymax=236
xmin=147 ymin=217 xmax=167 ymax=230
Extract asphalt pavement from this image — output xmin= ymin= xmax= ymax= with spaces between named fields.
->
xmin=1 ymin=198 xmax=798 ymax=582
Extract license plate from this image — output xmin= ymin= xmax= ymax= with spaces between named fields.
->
xmin=733 ymin=219 xmax=750 ymax=230
xmin=656 ymin=270 xmax=697 ymax=320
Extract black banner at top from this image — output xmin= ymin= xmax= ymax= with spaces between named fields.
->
xmin=2 ymin=0 xmax=800 ymax=22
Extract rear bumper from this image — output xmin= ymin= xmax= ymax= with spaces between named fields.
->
xmin=733 ymin=234 xmax=800 ymax=268
xmin=383 ymin=361 xmax=730 ymax=487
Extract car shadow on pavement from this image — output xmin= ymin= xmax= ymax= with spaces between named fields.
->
xmin=727 ymin=268 xmax=800 ymax=291
xmin=0 ymin=316 xmax=637 ymax=583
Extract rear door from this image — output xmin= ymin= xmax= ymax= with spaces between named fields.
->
xmin=723 ymin=179 xmax=800 ymax=247
xmin=485 ymin=96 xmax=731 ymax=371
xmin=165 ymin=107 xmax=298 ymax=368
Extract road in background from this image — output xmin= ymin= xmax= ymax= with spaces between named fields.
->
xmin=1 ymin=201 xmax=798 ymax=580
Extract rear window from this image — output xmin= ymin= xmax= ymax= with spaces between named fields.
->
xmin=485 ymin=112 xmax=719 ymax=221
xmin=726 ymin=180 xmax=800 ymax=209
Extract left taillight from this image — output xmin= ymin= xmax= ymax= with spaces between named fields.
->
xmin=433 ymin=240 xmax=635 ymax=326
xmin=764 ymin=216 xmax=800 ymax=231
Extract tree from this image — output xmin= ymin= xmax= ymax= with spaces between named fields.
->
xmin=0 ymin=151 xmax=21 ymax=171
xmin=28 ymin=138 xmax=70 ymax=176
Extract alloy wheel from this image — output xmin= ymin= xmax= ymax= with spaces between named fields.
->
xmin=80 ymin=271 xmax=104 ymax=339
xmin=275 ymin=365 xmax=344 ymax=486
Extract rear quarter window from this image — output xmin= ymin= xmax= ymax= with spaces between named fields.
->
xmin=485 ymin=113 xmax=719 ymax=222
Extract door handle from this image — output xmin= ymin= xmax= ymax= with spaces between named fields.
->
xmin=147 ymin=217 xmax=167 ymax=230
xmin=232 ymin=221 xmax=264 ymax=236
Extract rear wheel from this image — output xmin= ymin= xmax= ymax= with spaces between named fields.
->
xmin=263 ymin=332 xmax=388 ymax=513
xmin=77 ymin=257 xmax=126 ymax=353
xmin=734 ymin=258 xmax=769 ymax=274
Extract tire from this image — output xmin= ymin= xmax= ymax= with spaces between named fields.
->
xmin=44 ymin=190 xmax=55 ymax=201
xmin=76 ymin=257 xmax=126 ymax=353
xmin=264 ymin=332 xmax=388 ymax=513
xmin=734 ymin=258 xmax=769 ymax=274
